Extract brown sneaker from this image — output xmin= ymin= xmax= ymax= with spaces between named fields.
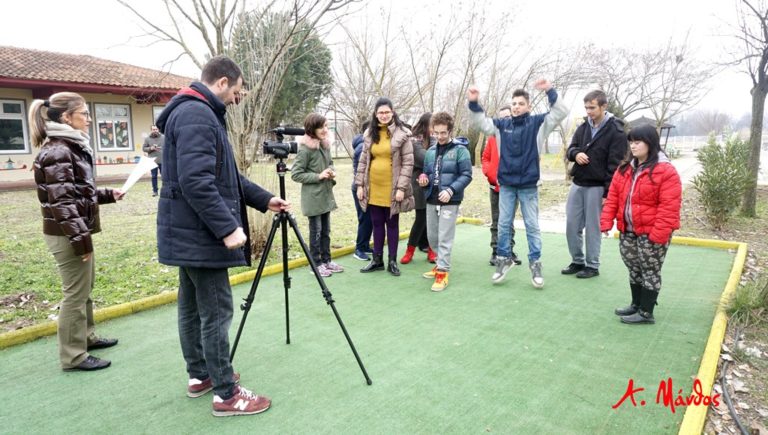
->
xmin=187 ymin=372 xmax=240 ymax=398
xmin=212 ymin=385 xmax=271 ymax=417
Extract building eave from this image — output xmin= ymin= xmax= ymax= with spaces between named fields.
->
xmin=0 ymin=76 xmax=182 ymax=103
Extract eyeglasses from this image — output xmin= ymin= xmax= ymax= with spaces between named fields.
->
xmin=76 ymin=110 xmax=91 ymax=118
xmin=376 ymin=110 xmax=393 ymax=116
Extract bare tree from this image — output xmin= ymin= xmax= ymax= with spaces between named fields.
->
xmin=117 ymin=0 xmax=246 ymax=69
xmin=331 ymin=8 xmax=417 ymax=128
xmin=730 ymin=0 xmax=768 ymax=216
xmin=643 ymin=36 xmax=713 ymax=130
xmin=586 ymin=38 xmax=714 ymax=130
xmin=587 ymin=46 xmax=650 ymax=120
xmin=401 ymin=16 xmax=462 ymax=114
xmin=529 ymin=45 xmax=595 ymax=155
xmin=689 ymin=109 xmax=734 ymax=135
xmin=119 ymin=0 xmax=354 ymax=252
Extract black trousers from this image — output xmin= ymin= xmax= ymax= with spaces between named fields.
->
xmin=407 ymin=208 xmax=429 ymax=249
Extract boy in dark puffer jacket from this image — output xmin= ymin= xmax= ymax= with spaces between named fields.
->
xmin=418 ymin=112 xmax=473 ymax=292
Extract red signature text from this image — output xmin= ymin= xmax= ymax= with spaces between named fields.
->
xmin=612 ymin=378 xmax=721 ymax=413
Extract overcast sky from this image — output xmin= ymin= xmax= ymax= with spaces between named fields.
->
xmin=1 ymin=0 xmax=754 ymax=117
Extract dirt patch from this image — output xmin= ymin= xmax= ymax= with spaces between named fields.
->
xmin=0 ymin=292 xmax=54 ymax=333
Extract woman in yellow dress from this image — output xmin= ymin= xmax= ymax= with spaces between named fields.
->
xmin=354 ymin=97 xmax=415 ymax=276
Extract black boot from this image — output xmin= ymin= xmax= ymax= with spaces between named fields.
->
xmin=360 ymin=253 xmax=384 ymax=273
xmin=621 ymin=288 xmax=658 ymax=324
xmin=615 ymin=283 xmax=643 ymax=316
xmin=387 ymin=258 xmax=401 ymax=276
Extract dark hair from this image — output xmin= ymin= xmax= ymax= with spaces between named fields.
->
xmin=618 ymin=124 xmax=662 ymax=182
xmin=512 ymin=89 xmax=530 ymax=102
xmin=411 ymin=112 xmax=432 ymax=149
xmin=430 ymin=111 xmax=454 ymax=132
xmin=201 ymin=55 xmax=243 ymax=86
xmin=359 ymin=120 xmax=370 ymax=134
xmin=303 ymin=113 xmax=327 ymax=139
xmin=499 ymin=105 xmax=512 ymax=113
xmin=368 ymin=97 xmax=404 ymax=144
xmin=412 ymin=112 xmax=432 ymax=138
xmin=583 ymin=90 xmax=608 ymax=106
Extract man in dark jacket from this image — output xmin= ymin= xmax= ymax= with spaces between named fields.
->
xmin=156 ymin=55 xmax=289 ymax=417
xmin=562 ymin=90 xmax=627 ymax=279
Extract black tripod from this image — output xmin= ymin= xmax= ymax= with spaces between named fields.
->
xmin=229 ymin=157 xmax=372 ymax=385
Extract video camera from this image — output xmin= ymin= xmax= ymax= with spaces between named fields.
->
xmin=263 ymin=127 xmax=303 ymax=158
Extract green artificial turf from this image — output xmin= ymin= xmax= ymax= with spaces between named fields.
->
xmin=0 ymin=225 xmax=733 ymax=434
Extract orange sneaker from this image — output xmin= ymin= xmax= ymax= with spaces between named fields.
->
xmin=431 ymin=271 xmax=449 ymax=292
xmin=422 ymin=266 xmax=437 ymax=279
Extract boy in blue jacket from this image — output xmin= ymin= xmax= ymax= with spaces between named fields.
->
xmin=467 ymin=79 xmax=568 ymax=288
xmin=418 ymin=112 xmax=473 ymax=292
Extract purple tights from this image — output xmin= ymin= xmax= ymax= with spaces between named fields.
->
xmin=368 ymin=205 xmax=400 ymax=260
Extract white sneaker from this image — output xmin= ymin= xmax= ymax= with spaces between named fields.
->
xmin=530 ymin=260 xmax=544 ymax=289
xmin=491 ymin=257 xmax=515 ymax=283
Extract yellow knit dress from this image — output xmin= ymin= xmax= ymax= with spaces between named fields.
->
xmin=368 ymin=124 xmax=392 ymax=207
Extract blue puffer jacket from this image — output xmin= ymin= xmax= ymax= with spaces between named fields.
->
xmin=421 ymin=137 xmax=473 ymax=205
xmin=155 ymin=82 xmax=274 ymax=268
xmin=469 ymin=88 xmax=568 ymax=188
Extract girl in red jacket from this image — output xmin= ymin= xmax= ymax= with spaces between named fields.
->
xmin=600 ymin=125 xmax=682 ymax=324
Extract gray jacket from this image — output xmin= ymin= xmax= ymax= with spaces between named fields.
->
xmin=143 ymin=134 xmax=164 ymax=164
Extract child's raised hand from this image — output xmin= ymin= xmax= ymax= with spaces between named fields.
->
xmin=534 ymin=79 xmax=552 ymax=91
xmin=466 ymin=86 xmax=480 ymax=102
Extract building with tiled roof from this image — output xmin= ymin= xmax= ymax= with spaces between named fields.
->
xmin=0 ymin=46 xmax=195 ymax=182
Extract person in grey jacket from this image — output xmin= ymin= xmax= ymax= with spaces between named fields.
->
xmin=468 ymin=79 xmax=568 ymax=289
xmin=291 ymin=113 xmax=343 ymax=277
xmin=142 ymin=125 xmax=164 ymax=196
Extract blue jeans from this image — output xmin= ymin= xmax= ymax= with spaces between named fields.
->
xmin=497 ymin=185 xmax=541 ymax=263
xmin=352 ymin=187 xmax=372 ymax=252
xmin=177 ymin=266 xmax=236 ymax=399
xmin=151 ymin=164 xmax=162 ymax=194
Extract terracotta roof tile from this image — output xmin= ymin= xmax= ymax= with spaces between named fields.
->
xmin=0 ymin=45 xmax=194 ymax=90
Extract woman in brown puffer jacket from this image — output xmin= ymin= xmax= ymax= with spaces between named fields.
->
xmin=31 ymin=92 xmax=124 ymax=371
xmin=354 ymin=97 xmax=415 ymax=276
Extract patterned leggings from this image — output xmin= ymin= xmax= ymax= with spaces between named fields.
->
xmin=619 ymin=232 xmax=670 ymax=293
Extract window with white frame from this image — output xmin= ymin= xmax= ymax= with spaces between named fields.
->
xmin=152 ymin=105 xmax=165 ymax=124
xmin=95 ymin=103 xmax=132 ymax=151
xmin=0 ymin=99 xmax=29 ymax=154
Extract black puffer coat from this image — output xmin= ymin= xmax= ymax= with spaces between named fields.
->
xmin=34 ymin=139 xmax=115 ymax=255
xmin=156 ymin=82 xmax=274 ymax=268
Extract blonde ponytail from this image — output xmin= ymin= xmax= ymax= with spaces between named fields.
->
xmin=28 ymin=92 xmax=86 ymax=147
